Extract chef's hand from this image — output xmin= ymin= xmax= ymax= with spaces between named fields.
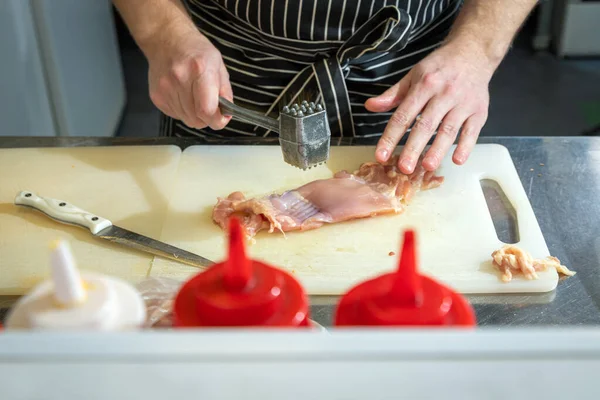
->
xmin=365 ymin=40 xmax=494 ymax=174
xmin=146 ymin=25 xmax=232 ymax=130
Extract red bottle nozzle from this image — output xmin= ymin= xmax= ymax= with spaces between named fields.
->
xmin=335 ymin=230 xmax=476 ymax=327
xmin=173 ymin=217 xmax=310 ymax=328
xmin=390 ymin=230 xmax=420 ymax=306
xmin=223 ymin=217 xmax=252 ymax=292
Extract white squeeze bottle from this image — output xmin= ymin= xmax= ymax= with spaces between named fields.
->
xmin=5 ymin=239 xmax=146 ymax=330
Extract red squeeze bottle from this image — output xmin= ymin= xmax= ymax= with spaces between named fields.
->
xmin=335 ymin=230 xmax=476 ymax=327
xmin=172 ymin=216 xmax=310 ymax=328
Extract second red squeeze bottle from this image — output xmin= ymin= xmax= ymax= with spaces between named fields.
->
xmin=335 ymin=230 xmax=476 ymax=327
xmin=172 ymin=216 xmax=310 ymax=328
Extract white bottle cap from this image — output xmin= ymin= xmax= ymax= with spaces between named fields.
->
xmin=5 ymin=239 xmax=146 ymax=330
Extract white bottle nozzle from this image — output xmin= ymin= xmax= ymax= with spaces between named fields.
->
xmin=49 ymin=239 xmax=86 ymax=306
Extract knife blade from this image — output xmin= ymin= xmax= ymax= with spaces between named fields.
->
xmin=14 ymin=191 xmax=214 ymax=269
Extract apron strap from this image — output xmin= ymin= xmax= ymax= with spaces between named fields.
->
xmin=254 ymin=5 xmax=413 ymax=137
xmin=313 ymin=58 xmax=355 ymax=137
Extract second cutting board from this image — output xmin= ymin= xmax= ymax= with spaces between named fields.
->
xmin=0 ymin=146 xmax=181 ymax=295
xmin=150 ymin=144 xmax=556 ymax=295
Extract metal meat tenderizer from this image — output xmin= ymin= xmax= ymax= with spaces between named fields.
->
xmin=219 ymin=97 xmax=331 ymax=170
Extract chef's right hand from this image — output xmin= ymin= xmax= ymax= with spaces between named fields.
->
xmin=145 ymin=26 xmax=232 ymax=130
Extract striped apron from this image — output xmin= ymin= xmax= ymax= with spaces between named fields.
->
xmin=160 ymin=0 xmax=463 ymax=139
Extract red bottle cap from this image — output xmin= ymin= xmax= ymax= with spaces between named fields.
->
xmin=173 ymin=217 xmax=310 ymax=327
xmin=335 ymin=230 xmax=476 ymax=327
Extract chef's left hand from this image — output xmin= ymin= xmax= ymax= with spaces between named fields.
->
xmin=365 ymin=40 xmax=495 ymax=174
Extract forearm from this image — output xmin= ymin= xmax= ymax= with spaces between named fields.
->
xmin=112 ymin=0 xmax=197 ymax=57
xmin=445 ymin=0 xmax=538 ymax=68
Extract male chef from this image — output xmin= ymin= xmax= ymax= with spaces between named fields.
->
xmin=113 ymin=0 xmax=537 ymax=174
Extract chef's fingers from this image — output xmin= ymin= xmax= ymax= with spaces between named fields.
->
xmin=217 ymin=67 xmax=234 ymax=125
xmin=398 ymin=94 xmax=456 ymax=174
xmin=193 ymin=69 xmax=228 ymax=130
xmin=219 ymin=66 xmax=234 ymax=102
xmin=453 ymin=112 xmax=486 ymax=165
xmin=168 ymin=63 xmax=206 ymax=128
xmin=160 ymin=103 xmax=179 ymax=121
xmin=177 ymin=90 xmax=206 ymax=129
xmin=150 ymin=89 xmax=177 ymax=120
xmin=422 ymin=108 xmax=468 ymax=171
xmin=376 ymin=86 xmax=432 ymax=164
xmin=364 ymin=76 xmax=411 ymax=113
xmin=150 ymin=75 xmax=184 ymax=121
xmin=167 ymin=88 xmax=191 ymax=126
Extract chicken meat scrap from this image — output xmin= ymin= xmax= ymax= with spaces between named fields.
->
xmin=491 ymin=245 xmax=576 ymax=282
xmin=212 ymin=155 xmax=444 ymax=240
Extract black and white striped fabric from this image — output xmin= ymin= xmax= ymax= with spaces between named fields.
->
xmin=160 ymin=0 xmax=463 ymax=138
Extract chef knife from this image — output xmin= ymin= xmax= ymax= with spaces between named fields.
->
xmin=14 ymin=191 xmax=214 ymax=269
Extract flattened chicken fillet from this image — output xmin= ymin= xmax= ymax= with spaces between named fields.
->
xmin=212 ymin=155 xmax=444 ymax=240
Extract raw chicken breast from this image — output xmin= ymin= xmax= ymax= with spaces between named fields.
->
xmin=491 ymin=245 xmax=576 ymax=282
xmin=212 ymin=155 xmax=444 ymax=240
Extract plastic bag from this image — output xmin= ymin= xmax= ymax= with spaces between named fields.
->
xmin=135 ymin=277 xmax=183 ymax=328
xmin=135 ymin=277 xmax=328 ymax=331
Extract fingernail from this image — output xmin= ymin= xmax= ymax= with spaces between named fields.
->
xmin=454 ymin=152 xmax=466 ymax=164
xmin=378 ymin=148 xmax=389 ymax=161
xmin=400 ymin=158 xmax=413 ymax=172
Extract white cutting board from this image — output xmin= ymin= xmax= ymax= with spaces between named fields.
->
xmin=0 ymin=146 xmax=181 ymax=295
xmin=150 ymin=144 xmax=556 ymax=295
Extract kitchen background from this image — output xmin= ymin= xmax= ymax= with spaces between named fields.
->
xmin=1 ymin=0 xmax=599 ymax=139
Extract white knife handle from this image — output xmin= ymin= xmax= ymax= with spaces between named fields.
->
xmin=15 ymin=191 xmax=112 ymax=235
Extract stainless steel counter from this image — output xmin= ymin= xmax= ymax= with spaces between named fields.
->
xmin=1 ymin=136 xmax=599 ymax=327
